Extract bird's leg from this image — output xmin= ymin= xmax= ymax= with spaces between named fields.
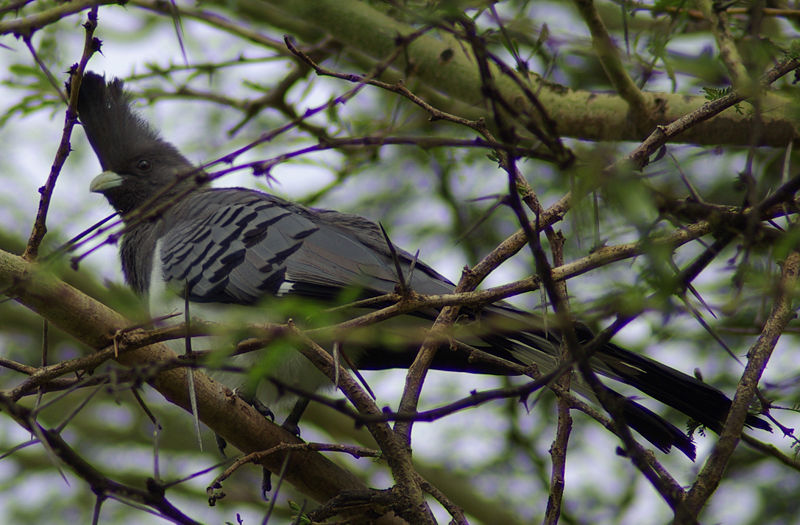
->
xmin=215 ymin=434 xmax=228 ymax=458
xmin=281 ymin=397 xmax=310 ymax=436
xmin=239 ymin=397 xmax=279 ymax=500
xmin=250 ymin=397 xmax=276 ymax=422
xmin=255 ymin=397 xmax=309 ymax=500
xmin=261 ymin=469 xmax=272 ymax=500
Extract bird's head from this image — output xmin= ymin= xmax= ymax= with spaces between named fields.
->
xmin=76 ymin=72 xmax=198 ymax=216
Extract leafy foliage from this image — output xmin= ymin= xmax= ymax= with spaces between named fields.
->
xmin=1 ymin=1 xmax=799 ymax=524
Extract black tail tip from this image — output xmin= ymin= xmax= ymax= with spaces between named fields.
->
xmin=745 ymin=413 xmax=772 ymax=432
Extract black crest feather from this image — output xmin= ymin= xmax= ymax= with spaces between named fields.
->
xmin=76 ymin=72 xmax=180 ymax=171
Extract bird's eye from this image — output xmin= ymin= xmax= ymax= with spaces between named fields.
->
xmin=136 ymin=159 xmax=152 ymax=172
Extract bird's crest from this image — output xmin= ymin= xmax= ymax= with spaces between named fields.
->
xmin=76 ymin=72 xmax=169 ymax=170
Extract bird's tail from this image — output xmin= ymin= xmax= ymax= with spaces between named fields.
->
xmin=477 ymin=307 xmax=770 ymax=459
xmin=344 ymin=302 xmax=769 ymax=459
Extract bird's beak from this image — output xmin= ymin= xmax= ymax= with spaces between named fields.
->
xmin=89 ymin=171 xmax=123 ymax=193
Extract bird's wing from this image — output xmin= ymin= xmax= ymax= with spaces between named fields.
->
xmin=158 ymin=188 xmax=455 ymax=305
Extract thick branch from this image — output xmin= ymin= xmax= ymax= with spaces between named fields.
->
xmin=678 ymin=250 xmax=800 ymax=522
xmin=117 ymin=0 xmax=800 ymax=147
xmin=0 ymin=248 xmax=367 ymax=504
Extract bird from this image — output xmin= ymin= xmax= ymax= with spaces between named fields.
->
xmin=74 ymin=70 xmax=770 ymax=461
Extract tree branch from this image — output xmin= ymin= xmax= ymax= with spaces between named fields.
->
xmin=0 ymin=249 xmax=369 ymax=505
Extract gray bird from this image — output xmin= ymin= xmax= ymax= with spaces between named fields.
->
xmin=75 ymin=71 xmax=770 ymax=460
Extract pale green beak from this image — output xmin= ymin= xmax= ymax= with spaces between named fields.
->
xmin=89 ymin=170 xmax=124 ymax=193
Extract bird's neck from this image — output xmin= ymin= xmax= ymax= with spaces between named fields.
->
xmin=120 ymin=219 xmax=163 ymax=296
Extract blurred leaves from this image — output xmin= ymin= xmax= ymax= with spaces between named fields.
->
xmin=1 ymin=1 xmax=800 ymax=524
